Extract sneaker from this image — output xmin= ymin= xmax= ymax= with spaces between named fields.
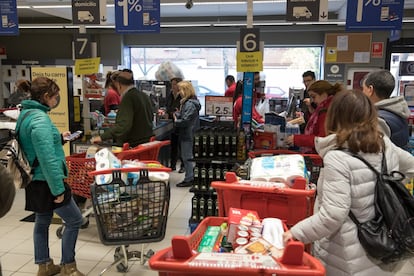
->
xmin=176 ymin=181 xmax=193 ymax=187
xmin=178 ymin=167 xmax=185 ymax=173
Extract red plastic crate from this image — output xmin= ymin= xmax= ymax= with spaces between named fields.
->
xmin=149 ymin=217 xmax=325 ymax=276
xmin=65 ymin=140 xmax=170 ymax=199
xmin=212 ymin=172 xmax=316 ymax=228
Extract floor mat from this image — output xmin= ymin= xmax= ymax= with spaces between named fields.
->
xmin=20 ymin=213 xmax=62 ymax=224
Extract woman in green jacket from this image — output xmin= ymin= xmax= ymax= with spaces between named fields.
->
xmin=17 ymin=77 xmax=84 ymax=276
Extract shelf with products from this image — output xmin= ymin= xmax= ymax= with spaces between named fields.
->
xmin=189 ymin=125 xmax=248 ymax=231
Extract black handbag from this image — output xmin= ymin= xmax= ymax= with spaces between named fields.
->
xmin=346 ymin=151 xmax=414 ymax=264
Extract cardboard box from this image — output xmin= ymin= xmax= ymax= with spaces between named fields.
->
xmin=227 ymin=207 xmax=261 ymax=244
xmin=254 ymin=131 xmax=277 ymax=149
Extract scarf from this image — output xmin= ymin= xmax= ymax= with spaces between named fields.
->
xmin=305 ymin=95 xmax=333 ymax=136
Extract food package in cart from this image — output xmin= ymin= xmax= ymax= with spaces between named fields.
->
xmin=94 ymin=148 xmax=121 ymax=184
xmin=227 ymin=207 xmax=261 ymax=244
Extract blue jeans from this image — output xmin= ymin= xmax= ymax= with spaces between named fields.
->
xmin=34 ymin=198 xmax=83 ymax=265
xmin=181 ymin=140 xmax=194 ymax=182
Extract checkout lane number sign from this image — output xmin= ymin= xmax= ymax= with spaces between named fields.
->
xmin=205 ymin=96 xmax=233 ymax=117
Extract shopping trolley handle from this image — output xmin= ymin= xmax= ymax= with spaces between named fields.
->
xmin=87 ymin=163 xmax=171 ymax=176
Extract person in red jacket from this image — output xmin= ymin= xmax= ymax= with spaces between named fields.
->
xmin=233 ymin=76 xmax=265 ymax=128
xmin=285 ymin=80 xmax=343 ymax=153
xmin=224 ymin=75 xmax=236 ymax=98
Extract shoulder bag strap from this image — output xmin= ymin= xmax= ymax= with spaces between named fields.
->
xmin=15 ymin=110 xmax=39 ymax=168
xmin=338 ymin=149 xmax=383 ymax=224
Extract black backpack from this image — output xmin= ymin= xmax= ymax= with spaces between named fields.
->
xmin=345 ymin=150 xmax=414 ymax=264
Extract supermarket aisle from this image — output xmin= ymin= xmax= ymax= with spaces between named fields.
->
xmin=1 ymin=169 xmax=414 ymax=275
xmin=0 ymin=170 xmax=191 ymax=276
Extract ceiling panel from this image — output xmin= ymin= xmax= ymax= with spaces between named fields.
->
xmin=15 ymin=0 xmax=414 ymax=27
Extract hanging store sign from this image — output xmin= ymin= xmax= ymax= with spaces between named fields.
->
xmin=115 ymin=0 xmax=160 ymax=34
xmin=72 ymin=0 xmax=106 ymax=25
xmin=237 ymin=28 xmax=263 ymax=72
xmin=74 ymin=57 xmax=101 ymax=75
xmin=73 ymin=33 xmax=92 ymax=59
xmin=0 ymin=0 xmax=18 ymax=36
xmin=286 ymin=0 xmax=328 ymax=22
xmin=346 ymin=0 xmax=404 ymax=31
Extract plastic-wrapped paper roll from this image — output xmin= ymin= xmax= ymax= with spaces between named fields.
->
xmin=95 ymin=159 xmax=112 ymax=185
xmin=149 ymin=172 xmax=170 ymax=184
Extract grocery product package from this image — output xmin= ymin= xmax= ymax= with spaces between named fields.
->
xmin=249 ymin=154 xmax=307 ymax=186
xmin=94 ymin=148 xmax=121 ymax=184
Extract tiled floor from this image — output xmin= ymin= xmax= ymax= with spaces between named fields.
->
xmin=1 ymin=170 xmax=414 ymax=275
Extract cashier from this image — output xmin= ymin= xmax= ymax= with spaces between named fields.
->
xmin=90 ymin=69 xmax=154 ymax=147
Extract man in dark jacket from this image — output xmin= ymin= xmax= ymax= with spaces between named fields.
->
xmin=362 ymin=69 xmax=410 ymax=149
xmin=91 ymin=70 xmax=154 ymax=147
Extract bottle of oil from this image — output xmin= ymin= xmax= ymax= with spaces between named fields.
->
xmin=206 ymin=196 xmax=214 ymax=217
xmin=200 ymin=165 xmax=207 ymax=191
xmin=230 ymin=128 xmax=238 ymax=159
xmin=193 ymin=165 xmax=199 ymax=190
xmin=193 ymin=130 xmax=200 ymax=158
xmin=201 ymin=127 xmax=208 ymax=158
xmin=216 ymin=127 xmax=224 ymax=158
xmin=208 ymin=166 xmax=215 ymax=192
xmin=199 ymin=197 xmax=206 ymax=221
xmin=236 ymin=128 xmax=246 ymax=161
xmin=191 ymin=195 xmax=199 ymax=222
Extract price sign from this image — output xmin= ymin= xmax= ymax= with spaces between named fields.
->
xmin=205 ymin=96 xmax=233 ymax=117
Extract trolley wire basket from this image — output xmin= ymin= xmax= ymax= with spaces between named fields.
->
xmin=56 ymin=139 xmax=170 ymax=238
xmin=89 ymin=166 xmax=171 ymax=274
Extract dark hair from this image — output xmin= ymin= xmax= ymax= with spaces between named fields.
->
xmin=29 ymin=77 xmax=60 ymax=102
xmin=225 ymin=75 xmax=235 ymax=83
xmin=308 ymin=80 xmax=342 ymax=97
xmin=363 ymin=70 xmax=395 ymax=99
xmin=16 ymin=79 xmax=31 ymax=93
xmin=111 ymin=70 xmax=134 ymax=85
xmin=325 ymin=90 xmax=383 ymax=153
xmin=302 ymin=70 xmax=316 ymax=80
xmin=104 ymin=71 xmax=115 ymax=89
xmin=170 ymin=77 xmax=183 ymax=83
xmin=233 ymin=80 xmax=243 ymax=102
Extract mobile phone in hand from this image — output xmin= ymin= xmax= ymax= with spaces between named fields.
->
xmin=64 ymin=130 xmax=83 ymax=141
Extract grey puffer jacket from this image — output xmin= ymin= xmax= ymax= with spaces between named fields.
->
xmin=290 ymin=134 xmax=414 ymax=276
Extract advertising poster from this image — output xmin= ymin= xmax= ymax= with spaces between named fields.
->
xmin=31 ymin=67 xmax=70 ymax=155
xmin=0 ymin=0 xmax=19 ymax=36
xmin=346 ymin=0 xmax=404 ymax=31
xmin=115 ymin=0 xmax=160 ymax=33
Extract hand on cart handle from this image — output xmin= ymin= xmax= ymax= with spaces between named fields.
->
xmin=87 ymin=161 xmax=171 ymax=176
xmin=282 ymin=230 xmax=294 ymax=245
xmin=90 ymin=135 xmax=102 ymax=144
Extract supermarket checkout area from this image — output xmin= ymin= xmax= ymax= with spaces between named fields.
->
xmin=70 ymin=119 xmax=174 ymax=165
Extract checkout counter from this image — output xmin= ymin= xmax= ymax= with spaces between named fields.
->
xmin=70 ymin=119 xmax=174 ymax=165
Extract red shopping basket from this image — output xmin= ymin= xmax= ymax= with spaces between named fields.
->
xmin=65 ymin=140 xmax=170 ymax=199
xmin=149 ymin=217 xmax=325 ymax=276
xmin=212 ymin=172 xmax=316 ymax=228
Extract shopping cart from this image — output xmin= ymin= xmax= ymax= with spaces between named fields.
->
xmin=56 ymin=139 xmax=170 ymax=238
xmin=212 ymin=172 xmax=316 ymax=228
xmin=89 ymin=165 xmax=171 ymax=275
xmin=149 ymin=216 xmax=325 ymax=276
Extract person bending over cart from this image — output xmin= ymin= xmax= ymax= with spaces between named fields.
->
xmin=283 ymin=90 xmax=414 ymax=275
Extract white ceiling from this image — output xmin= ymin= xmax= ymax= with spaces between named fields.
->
xmin=15 ymin=0 xmax=414 ymax=28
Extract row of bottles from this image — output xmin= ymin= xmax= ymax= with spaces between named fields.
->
xmin=193 ymin=163 xmax=232 ymax=192
xmin=190 ymin=195 xmax=219 ymax=223
xmin=193 ymin=127 xmax=239 ymax=159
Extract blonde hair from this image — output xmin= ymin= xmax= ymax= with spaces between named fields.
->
xmin=177 ymin=81 xmax=196 ymax=103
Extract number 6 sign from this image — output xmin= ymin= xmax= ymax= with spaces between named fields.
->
xmin=237 ymin=27 xmax=263 ymax=72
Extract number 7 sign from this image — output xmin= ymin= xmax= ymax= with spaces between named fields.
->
xmin=73 ymin=33 xmax=92 ymax=59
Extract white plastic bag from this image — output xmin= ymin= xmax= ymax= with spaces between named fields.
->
xmin=155 ymin=61 xmax=184 ymax=81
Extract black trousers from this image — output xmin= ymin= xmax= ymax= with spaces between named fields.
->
xmin=170 ymin=132 xmax=183 ymax=168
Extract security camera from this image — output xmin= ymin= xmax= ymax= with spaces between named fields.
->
xmin=185 ymin=0 xmax=193 ymax=9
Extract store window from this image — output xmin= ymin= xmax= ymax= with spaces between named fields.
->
xmin=130 ymin=47 xmax=322 ymax=114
